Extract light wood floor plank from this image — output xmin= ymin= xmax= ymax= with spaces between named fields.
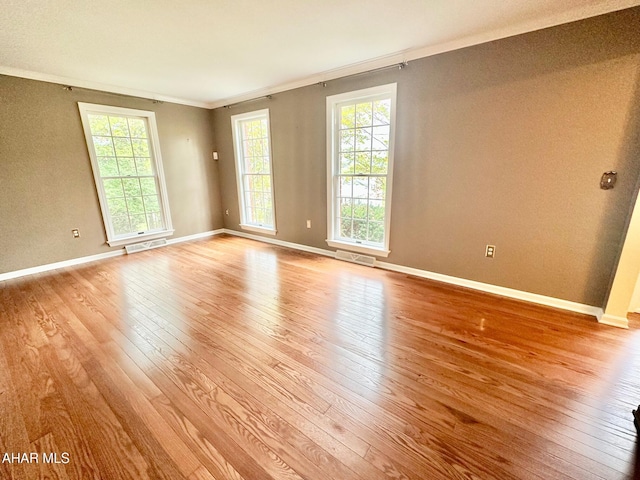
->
xmin=1 ymin=235 xmax=639 ymax=479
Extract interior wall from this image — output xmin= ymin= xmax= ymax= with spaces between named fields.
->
xmin=211 ymin=7 xmax=640 ymax=307
xmin=629 ymin=271 xmax=640 ymax=313
xmin=0 ymin=76 xmax=223 ymax=274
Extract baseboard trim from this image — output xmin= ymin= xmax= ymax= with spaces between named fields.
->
xmin=166 ymin=229 xmax=225 ymax=245
xmin=223 ymin=228 xmax=602 ymax=319
xmin=222 ymin=229 xmax=335 ymax=258
xmin=0 ymin=250 xmax=126 ymax=282
xmin=376 ymin=260 xmax=603 ymax=318
xmin=0 ymin=229 xmax=225 ymax=282
xmin=596 ymin=312 xmax=629 ymax=329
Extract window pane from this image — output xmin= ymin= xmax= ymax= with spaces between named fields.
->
xmin=340 ymin=153 xmax=355 ymax=175
xmin=97 ymin=157 xmax=119 ymax=177
xmin=340 ymin=105 xmax=355 ymax=129
xmin=93 ymin=136 xmax=115 ymax=157
xmin=340 ymin=218 xmax=352 ymax=238
xmin=367 ymin=221 xmax=384 ymax=243
xmin=129 ymin=214 xmax=148 ymax=232
xmin=126 ymin=196 xmax=145 ymax=215
xmin=247 ymin=156 xmax=262 ymax=173
xmin=107 ymin=197 xmax=128 ymax=216
xmin=355 ymin=152 xmax=371 ymax=175
xmin=109 ymin=117 xmax=130 ymax=137
xmin=370 ymin=178 xmax=386 ymax=200
xmin=143 ymin=195 xmax=160 ymax=213
xmin=88 ymin=115 xmax=111 ymax=135
xmin=112 ymin=216 xmax=131 ymax=235
xmin=353 ymin=177 xmax=368 ymax=199
xmin=147 ymin=212 xmax=162 ymax=230
xmin=352 ymin=200 xmax=367 ymax=220
xmin=245 ymin=191 xmax=254 ymax=210
xmin=372 ymin=125 xmax=390 ymax=150
xmin=371 ymin=151 xmax=388 ymax=174
xmin=355 ymin=102 xmax=373 ymax=128
xmin=340 ymin=130 xmax=355 ymax=153
xmin=368 ymin=200 xmax=385 ymax=221
xmin=146 ymin=213 xmax=160 ymax=230
xmin=114 ymin=137 xmax=133 ymax=157
xmin=103 ymin=179 xmax=124 ymax=198
xmin=265 ymin=210 xmax=274 ymax=225
xmin=135 ymin=157 xmax=153 ymax=175
xmin=128 ymin=118 xmax=147 ymax=138
xmin=132 ymin=138 xmax=150 ymax=157
xmin=118 ymin=157 xmax=136 ymax=176
xmin=262 ymin=175 xmax=271 ymax=192
xmin=140 ymin=178 xmax=157 ymax=196
xmin=355 ymin=127 xmax=371 ymax=151
xmin=242 ymin=140 xmax=252 ymax=158
xmin=122 ymin=178 xmax=141 ymax=197
xmin=339 ymin=177 xmax=352 ymax=198
xmin=246 ymin=175 xmax=262 ymax=192
xmin=339 ymin=198 xmax=353 ymax=219
xmin=253 ymin=191 xmax=264 ymax=209
xmin=352 ymin=219 xmax=367 ymax=240
xmin=373 ymin=99 xmax=391 ymax=126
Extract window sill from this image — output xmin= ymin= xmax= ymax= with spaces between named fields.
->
xmin=240 ymin=224 xmax=277 ymax=236
xmin=326 ymin=240 xmax=390 ymax=258
xmin=107 ymin=229 xmax=175 ymax=247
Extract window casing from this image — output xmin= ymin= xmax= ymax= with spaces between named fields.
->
xmin=231 ymin=109 xmax=277 ymax=235
xmin=326 ymin=83 xmax=397 ymax=257
xmin=78 ymin=103 xmax=174 ymax=247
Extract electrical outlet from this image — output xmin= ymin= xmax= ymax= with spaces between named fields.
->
xmin=72 ymin=228 xmax=80 ymax=238
xmin=306 ymin=220 xmax=311 ymax=229
xmin=485 ymin=245 xmax=495 ymax=258
xmin=213 ymin=151 xmax=219 ymax=160
xmin=225 ymin=209 xmax=229 ymax=215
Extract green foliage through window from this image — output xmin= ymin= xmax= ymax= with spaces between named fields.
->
xmin=334 ymin=94 xmax=392 ymax=246
xmin=86 ymin=113 xmax=163 ymax=236
xmin=233 ymin=112 xmax=275 ymax=230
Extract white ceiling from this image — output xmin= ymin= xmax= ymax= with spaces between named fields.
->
xmin=1 ymin=0 xmax=638 ymax=108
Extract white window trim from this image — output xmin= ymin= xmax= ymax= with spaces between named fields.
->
xmin=239 ymin=224 xmax=277 ymax=236
xmin=325 ymin=83 xmax=397 ymax=258
xmin=231 ymin=109 xmax=277 ymax=235
xmin=78 ymin=102 xmax=174 ymax=247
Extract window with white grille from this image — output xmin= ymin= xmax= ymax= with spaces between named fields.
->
xmin=326 ymin=84 xmax=397 ymax=257
xmin=78 ymin=103 xmax=173 ymax=246
xmin=231 ymin=109 xmax=276 ymax=234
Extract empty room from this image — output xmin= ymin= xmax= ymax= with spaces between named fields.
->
xmin=2 ymin=1 xmax=640 ymax=479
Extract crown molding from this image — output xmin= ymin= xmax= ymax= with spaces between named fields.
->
xmin=0 ymin=66 xmax=210 ymax=109
xmin=207 ymin=1 xmax=640 ymax=109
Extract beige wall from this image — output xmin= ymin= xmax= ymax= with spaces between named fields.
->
xmin=212 ymin=8 xmax=640 ymax=307
xmin=0 ymin=76 xmax=223 ymax=274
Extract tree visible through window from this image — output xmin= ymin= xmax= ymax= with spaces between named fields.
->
xmin=78 ymin=103 xmax=173 ymax=246
xmin=231 ymin=109 xmax=276 ymax=234
xmin=327 ymin=84 xmax=397 ymax=257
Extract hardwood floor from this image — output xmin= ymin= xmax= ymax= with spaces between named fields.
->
xmin=1 ymin=234 xmax=639 ymax=479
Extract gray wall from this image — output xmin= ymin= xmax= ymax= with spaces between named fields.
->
xmin=0 ymin=76 xmax=223 ymax=273
xmin=212 ymin=8 xmax=640 ymax=307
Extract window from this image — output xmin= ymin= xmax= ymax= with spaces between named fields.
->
xmin=78 ymin=103 xmax=173 ymax=247
xmin=231 ymin=109 xmax=276 ymax=235
xmin=326 ymin=83 xmax=397 ymax=257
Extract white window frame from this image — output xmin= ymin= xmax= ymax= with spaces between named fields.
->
xmin=231 ymin=109 xmax=277 ymax=235
xmin=78 ymin=103 xmax=174 ymax=247
xmin=326 ymin=83 xmax=397 ymax=257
